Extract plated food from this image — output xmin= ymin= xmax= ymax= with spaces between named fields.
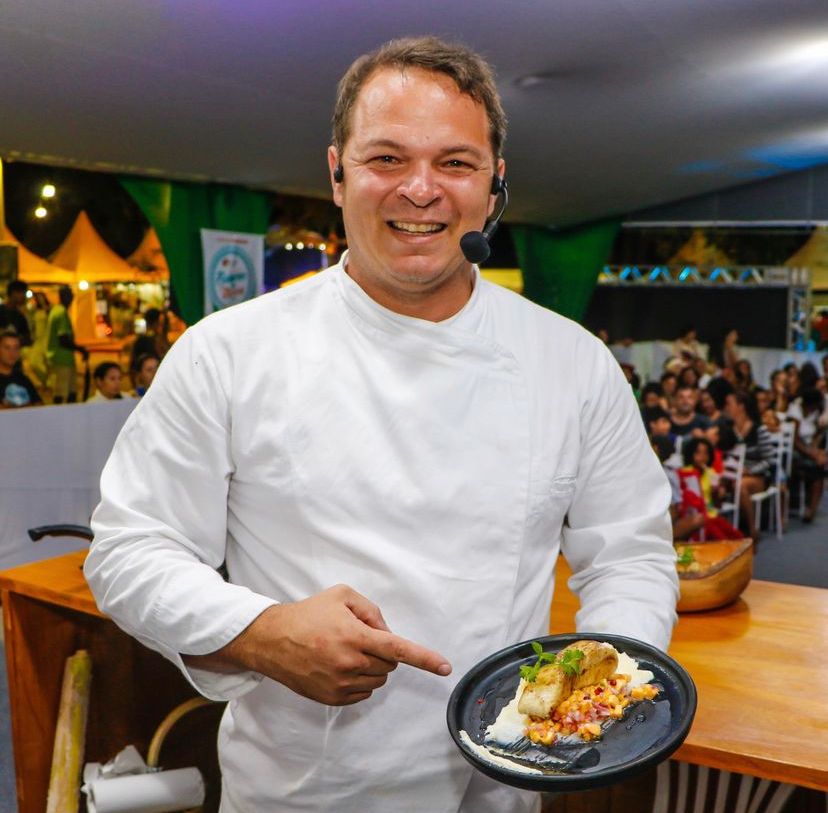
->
xmin=447 ymin=633 xmax=697 ymax=792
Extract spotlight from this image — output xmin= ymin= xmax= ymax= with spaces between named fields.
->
xmin=34 ymin=206 xmax=47 ymax=218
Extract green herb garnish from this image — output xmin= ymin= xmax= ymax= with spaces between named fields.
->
xmin=676 ymin=547 xmax=695 ymax=567
xmin=519 ymin=642 xmax=584 ymax=683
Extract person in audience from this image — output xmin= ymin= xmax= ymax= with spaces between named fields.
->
xmin=640 ymin=381 xmax=663 ymax=410
xmin=618 ymin=362 xmax=640 ymax=399
xmin=130 ymin=307 xmax=171 ymax=372
xmin=25 ymin=289 xmax=51 ymax=387
xmin=788 ymin=388 xmax=828 ymax=522
xmin=677 ymin=365 xmax=700 ymax=390
xmin=755 ymin=387 xmax=771 ymax=416
xmin=710 ymin=327 xmax=740 ymax=371
xmin=822 ymin=354 xmax=828 ymax=384
xmin=693 ymin=357 xmax=712 ymax=388
xmin=698 ymin=388 xmax=724 ymax=426
xmin=660 ymin=371 xmax=678 ymax=408
xmin=651 ymin=433 xmax=704 ymax=541
xmin=769 ymin=369 xmax=789 ymax=414
xmin=46 ymin=285 xmax=89 ymax=404
xmin=672 ymin=325 xmax=704 ymax=362
xmin=799 ymin=361 xmax=820 ymax=393
xmin=643 ymin=405 xmax=674 ymax=441
xmin=87 ymin=361 xmax=129 ymax=402
xmin=785 ymin=362 xmax=801 ymax=401
xmin=0 ymin=280 xmax=32 ymax=348
xmin=734 ymin=359 xmax=758 ymax=394
xmin=0 ymin=328 xmax=42 ymax=408
xmin=677 ymin=437 xmax=742 ymax=541
xmin=724 ymin=391 xmax=776 ymax=542
xmin=670 ymin=385 xmax=710 ymax=438
xmin=131 ymin=353 xmax=160 ymax=398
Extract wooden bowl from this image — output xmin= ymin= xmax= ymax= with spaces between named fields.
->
xmin=675 ymin=539 xmax=753 ymax=613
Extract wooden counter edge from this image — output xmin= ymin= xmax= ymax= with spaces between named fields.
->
xmin=0 ymin=550 xmax=102 ymax=617
xmin=674 ymin=742 xmax=828 ymax=793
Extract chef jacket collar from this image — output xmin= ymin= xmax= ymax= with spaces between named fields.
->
xmin=336 ymin=250 xmax=485 ymax=336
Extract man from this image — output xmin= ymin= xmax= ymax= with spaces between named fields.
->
xmin=669 ymin=385 xmax=710 ymax=438
xmin=0 ymin=280 xmax=32 ymax=347
xmin=0 ymin=329 xmax=41 ymax=407
xmin=85 ymin=37 xmax=677 ymax=813
xmin=46 ymin=284 xmax=88 ymax=403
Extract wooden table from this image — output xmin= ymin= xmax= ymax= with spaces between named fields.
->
xmin=0 ymin=550 xmax=222 ymax=813
xmin=550 ymin=558 xmax=828 ymax=792
xmin=3 ymin=551 xmax=827 ymax=811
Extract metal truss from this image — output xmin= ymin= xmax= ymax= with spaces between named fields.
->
xmin=598 ymin=265 xmax=812 ymax=349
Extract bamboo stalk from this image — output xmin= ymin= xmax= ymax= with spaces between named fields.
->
xmin=46 ymin=649 xmax=93 ymax=813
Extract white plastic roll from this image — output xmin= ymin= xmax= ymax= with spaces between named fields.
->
xmin=85 ymin=767 xmax=205 ymax=813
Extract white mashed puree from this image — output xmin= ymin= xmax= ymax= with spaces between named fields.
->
xmin=459 ymin=646 xmax=655 ymax=760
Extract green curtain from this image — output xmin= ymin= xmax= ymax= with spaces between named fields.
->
xmin=511 ymin=219 xmax=620 ymax=322
xmin=120 ymin=177 xmax=271 ymax=326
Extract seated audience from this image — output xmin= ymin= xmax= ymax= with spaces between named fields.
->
xmin=787 ymin=388 xmax=828 ymax=522
xmin=734 ymin=359 xmax=758 ymax=394
xmin=724 ymin=391 xmax=776 ymax=542
xmin=672 ymin=325 xmax=704 ymax=362
xmin=131 ymin=353 xmax=159 ymax=398
xmin=799 ymin=361 xmax=821 ymax=393
xmin=785 ymin=362 xmax=801 ymax=400
xmin=0 ymin=329 xmax=41 ymax=408
xmin=660 ymin=371 xmax=678 ymax=407
xmin=651 ymin=433 xmax=703 ymax=541
xmin=670 ymin=385 xmax=710 ymax=437
xmin=677 ymin=365 xmax=701 ymax=390
xmin=769 ymin=369 xmax=789 ymax=414
xmin=640 ymin=381 xmax=663 ymax=410
xmin=642 ymin=405 xmax=673 ymax=441
xmin=87 ymin=361 xmax=130 ymax=403
xmin=677 ymin=437 xmax=742 ymax=541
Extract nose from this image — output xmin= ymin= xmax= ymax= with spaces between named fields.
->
xmin=397 ymin=162 xmax=442 ymax=208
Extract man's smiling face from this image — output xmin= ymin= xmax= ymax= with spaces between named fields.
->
xmin=329 ymin=66 xmax=503 ymax=319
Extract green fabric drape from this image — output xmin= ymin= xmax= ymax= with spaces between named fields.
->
xmin=120 ymin=177 xmax=270 ymax=326
xmin=511 ymin=219 xmax=620 ymax=322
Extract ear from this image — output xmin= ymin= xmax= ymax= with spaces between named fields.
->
xmin=487 ymin=157 xmax=506 ymax=218
xmin=328 ymin=146 xmax=344 ymax=207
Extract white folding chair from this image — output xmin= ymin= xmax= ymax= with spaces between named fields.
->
xmin=718 ymin=444 xmax=745 ymax=533
xmin=750 ymin=425 xmax=793 ymax=540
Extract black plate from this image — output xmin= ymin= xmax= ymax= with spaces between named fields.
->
xmin=447 ymin=633 xmax=696 ymax=792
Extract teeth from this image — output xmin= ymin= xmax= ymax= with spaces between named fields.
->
xmin=390 ymin=221 xmax=444 ymax=234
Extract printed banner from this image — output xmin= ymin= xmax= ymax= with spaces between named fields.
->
xmin=201 ymin=229 xmax=264 ymax=314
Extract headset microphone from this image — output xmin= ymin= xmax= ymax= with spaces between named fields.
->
xmin=460 ymin=176 xmax=508 ymax=265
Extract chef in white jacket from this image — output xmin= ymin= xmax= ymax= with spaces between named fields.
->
xmin=85 ymin=36 xmax=678 ymax=813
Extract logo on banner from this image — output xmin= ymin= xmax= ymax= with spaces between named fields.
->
xmin=208 ymin=246 xmax=256 ymax=310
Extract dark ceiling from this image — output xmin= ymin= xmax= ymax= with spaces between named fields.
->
xmin=2 ymin=0 xmax=828 ymax=228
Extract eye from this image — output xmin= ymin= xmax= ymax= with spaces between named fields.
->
xmin=444 ymin=159 xmax=474 ymax=171
xmin=370 ymin=155 xmax=400 ymax=166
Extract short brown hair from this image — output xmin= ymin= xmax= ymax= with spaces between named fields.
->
xmin=332 ymin=36 xmax=507 ymax=160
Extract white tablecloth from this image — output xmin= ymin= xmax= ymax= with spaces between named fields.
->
xmin=0 ymin=400 xmax=136 ymax=571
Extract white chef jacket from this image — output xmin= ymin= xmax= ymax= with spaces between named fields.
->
xmin=85 ymin=257 xmax=678 ymax=813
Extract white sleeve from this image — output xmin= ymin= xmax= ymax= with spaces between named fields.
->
xmin=560 ymin=341 xmax=679 ymax=652
xmin=84 ymin=326 xmax=277 ymax=701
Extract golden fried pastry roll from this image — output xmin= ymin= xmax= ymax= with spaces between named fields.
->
xmin=517 ymin=664 xmax=573 ymax=718
xmin=565 ymin=640 xmax=619 ymax=689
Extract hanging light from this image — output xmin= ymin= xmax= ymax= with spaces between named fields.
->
xmin=41 ymin=183 xmax=56 ymax=198
xmin=34 ymin=206 xmax=47 ymax=218
xmin=319 ymin=243 xmax=327 ymax=251
xmin=285 ymin=243 xmax=294 ymax=251
xmin=79 ymin=280 xmax=90 ymax=291
xmin=296 ymin=242 xmax=304 ymax=250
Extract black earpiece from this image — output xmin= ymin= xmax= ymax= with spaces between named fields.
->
xmin=460 ymin=176 xmax=509 ymax=265
xmin=333 ymin=164 xmax=344 ymax=183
